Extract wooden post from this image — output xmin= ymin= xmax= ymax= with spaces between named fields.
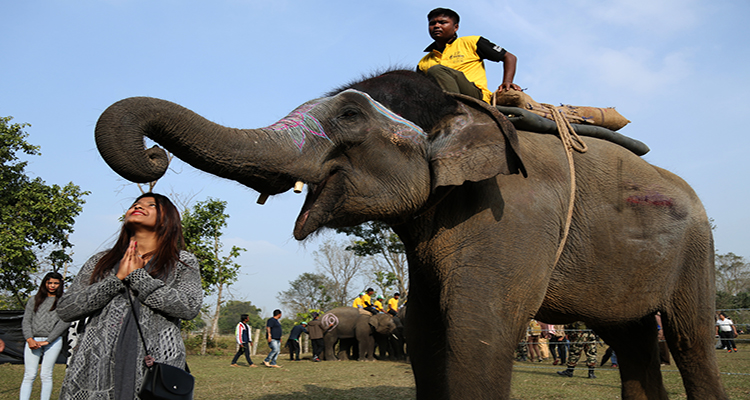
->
xmin=252 ymin=328 xmax=261 ymax=355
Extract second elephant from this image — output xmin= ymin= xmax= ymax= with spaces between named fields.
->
xmin=322 ymin=307 xmax=397 ymax=361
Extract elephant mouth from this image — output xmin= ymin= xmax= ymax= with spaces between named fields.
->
xmin=293 ymin=169 xmax=342 ymax=240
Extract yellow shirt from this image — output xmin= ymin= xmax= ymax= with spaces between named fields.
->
xmin=387 ymin=298 xmax=399 ymax=313
xmin=373 ymin=300 xmax=384 ymax=313
xmin=352 ymin=297 xmax=365 ymax=308
xmin=362 ymin=294 xmax=372 ymax=306
xmin=418 ymin=36 xmax=495 ymax=103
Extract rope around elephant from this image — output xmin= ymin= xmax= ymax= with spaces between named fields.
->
xmin=541 ymin=103 xmax=587 ymax=267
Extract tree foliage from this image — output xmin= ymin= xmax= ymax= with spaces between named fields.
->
xmin=715 ymin=252 xmax=750 ymax=297
xmin=337 ymin=221 xmax=408 ymax=300
xmin=182 ymin=198 xmax=245 ymax=296
xmin=181 ymin=198 xmax=245 ymax=350
xmin=0 ymin=116 xmax=89 ymax=306
xmin=217 ymin=300 xmax=264 ymax=333
xmin=277 ymin=272 xmax=338 ymax=316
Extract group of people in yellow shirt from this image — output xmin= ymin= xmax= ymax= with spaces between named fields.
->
xmin=352 ymin=288 xmax=401 ymax=316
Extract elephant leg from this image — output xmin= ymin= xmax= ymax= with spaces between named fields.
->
xmin=660 ymin=266 xmax=728 ymax=400
xmin=358 ymin=336 xmax=375 ymax=361
xmin=406 ymin=280 xmax=522 ymax=399
xmin=595 ymin=318 xmax=668 ymax=400
xmin=323 ymin=334 xmax=339 ymax=361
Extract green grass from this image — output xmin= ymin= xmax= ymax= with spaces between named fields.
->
xmin=1 ymin=340 xmax=747 ymax=399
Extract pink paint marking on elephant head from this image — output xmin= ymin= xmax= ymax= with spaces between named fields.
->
xmin=344 ymin=89 xmax=427 ymax=145
xmin=264 ymin=99 xmax=331 ymax=150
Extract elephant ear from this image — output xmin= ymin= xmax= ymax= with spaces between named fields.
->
xmin=429 ymin=93 xmax=527 ymax=190
xmin=369 ymin=315 xmax=380 ymax=331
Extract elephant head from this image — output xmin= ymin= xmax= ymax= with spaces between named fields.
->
xmin=95 ymin=70 xmax=525 ymax=240
xmin=369 ymin=313 xmax=398 ymax=336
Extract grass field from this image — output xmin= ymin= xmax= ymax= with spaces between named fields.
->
xmin=1 ymin=340 xmax=747 ymax=399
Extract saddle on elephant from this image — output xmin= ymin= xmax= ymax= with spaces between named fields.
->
xmin=491 ymin=88 xmax=649 ymax=156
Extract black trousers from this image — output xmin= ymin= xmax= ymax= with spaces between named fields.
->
xmin=231 ymin=342 xmax=253 ymax=365
xmin=719 ymin=330 xmax=736 ymax=350
xmin=311 ymin=338 xmax=324 ymax=359
xmin=287 ymin=339 xmax=301 ymax=360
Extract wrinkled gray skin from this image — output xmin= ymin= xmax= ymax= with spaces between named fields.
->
xmin=94 ymin=71 xmax=727 ymax=399
xmin=322 ymin=307 xmax=397 ymax=361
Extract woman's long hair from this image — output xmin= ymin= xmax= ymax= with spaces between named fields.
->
xmin=90 ymin=192 xmax=185 ymax=283
xmin=34 ymin=271 xmax=64 ymax=312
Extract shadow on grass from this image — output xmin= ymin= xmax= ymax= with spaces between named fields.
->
xmin=254 ymin=384 xmax=416 ymax=400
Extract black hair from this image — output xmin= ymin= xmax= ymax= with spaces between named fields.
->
xmin=241 ymin=314 xmax=249 ymax=321
xmin=91 ymin=192 xmax=184 ymax=283
xmin=273 ymin=309 xmax=282 ymax=316
xmin=428 ymin=7 xmax=460 ymax=24
xmin=34 ymin=271 xmax=64 ymax=312
xmin=366 ymin=288 xmax=374 ymax=292
xmin=394 ymin=292 xmax=400 ymax=297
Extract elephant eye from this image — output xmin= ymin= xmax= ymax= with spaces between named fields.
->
xmin=337 ymin=107 xmax=360 ymax=121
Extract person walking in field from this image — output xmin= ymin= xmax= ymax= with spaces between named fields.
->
xmin=231 ymin=314 xmax=257 ymax=367
xmin=717 ymin=312 xmax=738 ymax=352
xmin=264 ymin=309 xmax=283 ymax=368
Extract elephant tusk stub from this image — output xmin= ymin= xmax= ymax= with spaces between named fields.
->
xmin=294 ymin=181 xmax=304 ymax=193
xmin=256 ymin=193 xmax=270 ymax=205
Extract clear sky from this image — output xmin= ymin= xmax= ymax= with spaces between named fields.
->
xmin=3 ymin=0 xmax=748 ymax=316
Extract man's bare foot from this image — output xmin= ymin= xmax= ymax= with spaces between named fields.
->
xmin=249 ymin=364 xmax=258 ymax=368
xmin=230 ymin=364 xmax=239 ymax=367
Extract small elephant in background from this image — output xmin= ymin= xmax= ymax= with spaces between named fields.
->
xmin=322 ymin=307 xmax=397 ymax=361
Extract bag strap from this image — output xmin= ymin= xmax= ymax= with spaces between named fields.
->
xmin=125 ymin=288 xmax=151 ymax=356
xmin=125 ymin=280 xmax=191 ymax=372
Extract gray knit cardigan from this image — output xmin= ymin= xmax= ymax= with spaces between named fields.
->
xmin=57 ymin=250 xmax=202 ymax=399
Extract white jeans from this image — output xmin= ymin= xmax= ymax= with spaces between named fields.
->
xmin=20 ymin=336 xmax=63 ymax=400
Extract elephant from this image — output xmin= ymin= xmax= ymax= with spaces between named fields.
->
xmin=376 ymin=312 xmax=405 ymax=361
xmin=94 ymin=69 xmax=727 ymax=399
xmin=321 ymin=307 xmax=397 ymax=361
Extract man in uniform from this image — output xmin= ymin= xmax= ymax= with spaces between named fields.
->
xmin=418 ymin=7 xmax=521 ymax=103
xmin=557 ymin=321 xmax=598 ymax=378
xmin=387 ymin=293 xmax=400 ymax=316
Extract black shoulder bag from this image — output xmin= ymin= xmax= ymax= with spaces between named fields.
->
xmin=126 ymin=289 xmax=194 ymax=400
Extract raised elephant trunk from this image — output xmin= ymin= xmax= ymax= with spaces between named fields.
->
xmin=95 ymin=97 xmax=314 ymax=195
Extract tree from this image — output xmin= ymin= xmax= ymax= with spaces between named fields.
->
xmin=277 ymin=272 xmax=338 ymax=316
xmin=337 ymin=221 xmax=408 ymax=300
xmin=181 ymin=198 xmax=246 ymax=354
xmin=313 ymin=237 xmax=366 ymax=307
xmin=217 ymin=300 xmax=264 ymax=333
xmin=715 ymin=252 xmax=750 ymax=296
xmin=0 ymin=117 xmax=89 ymax=307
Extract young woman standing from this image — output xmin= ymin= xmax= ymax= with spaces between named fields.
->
xmin=20 ymin=271 xmax=70 ymax=400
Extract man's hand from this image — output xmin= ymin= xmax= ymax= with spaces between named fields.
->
xmin=497 ymin=82 xmax=522 ymax=92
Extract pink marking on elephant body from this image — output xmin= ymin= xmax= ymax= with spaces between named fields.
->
xmin=626 ymin=194 xmax=674 ymax=207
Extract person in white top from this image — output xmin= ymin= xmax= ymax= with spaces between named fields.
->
xmin=716 ymin=312 xmax=738 ymax=352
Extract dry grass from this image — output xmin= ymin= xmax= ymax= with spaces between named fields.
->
xmin=1 ymin=340 xmax=747 ymax=399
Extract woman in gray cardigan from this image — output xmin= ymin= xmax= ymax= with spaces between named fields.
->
xmin=57 ymin=193 xmax=203 ymax=399
xmin=20 ymin=271 xmax=69 ymax=400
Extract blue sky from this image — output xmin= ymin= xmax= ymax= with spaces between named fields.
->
xmin=3 ymin=0 xmax=748 ymax=316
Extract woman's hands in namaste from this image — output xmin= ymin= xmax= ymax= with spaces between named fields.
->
xmin=116 ymin=239 xmax=145 ymax=280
